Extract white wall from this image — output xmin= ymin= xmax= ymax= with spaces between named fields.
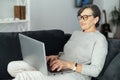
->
xmin=30 ymin=0 xmax=119 ymax=33
xmin=0 ymin=0 xmax=16 ymax=19
xmin=102 ymin=0 xmax=119 ymax=33
xmin=102 ymin=0 xmax=119 ymax=23
xmin=30 ymin=0 xmax=80 ymax=33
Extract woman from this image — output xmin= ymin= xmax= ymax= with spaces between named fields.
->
xmin=7 ymin=4 xmax=108 ymax=80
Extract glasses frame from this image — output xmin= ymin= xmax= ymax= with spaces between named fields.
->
xmin=78 ymin=15 xmax=93 ymax=21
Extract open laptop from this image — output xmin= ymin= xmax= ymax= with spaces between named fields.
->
xmin=19 ymin=33 xmax=48 ymax=75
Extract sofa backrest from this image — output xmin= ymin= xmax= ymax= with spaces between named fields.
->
xmin=21 ymin=30 xmax=66 ymax=55
xmin=0 ymin=29 xmax=65 ymax=79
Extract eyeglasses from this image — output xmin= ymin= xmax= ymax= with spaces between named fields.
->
xmin=77 ymin=15 xmax=93 ymax=21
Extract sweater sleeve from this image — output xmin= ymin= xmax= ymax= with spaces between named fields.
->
xmin=81 ymin=36 xmax=108 ymax=77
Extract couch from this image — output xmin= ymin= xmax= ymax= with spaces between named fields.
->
xmin=0 ymin=29 xmax=120 ymax=80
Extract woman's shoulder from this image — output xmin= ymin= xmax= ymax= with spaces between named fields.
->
xmin=95 ymin=31 xmax=107 ymax=42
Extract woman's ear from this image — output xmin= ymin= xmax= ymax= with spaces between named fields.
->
xmin=94 ymin=17 xmax=99 ymax=24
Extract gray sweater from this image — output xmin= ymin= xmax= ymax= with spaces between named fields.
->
xmin=60 ymin=30 xmax=108 ymax=77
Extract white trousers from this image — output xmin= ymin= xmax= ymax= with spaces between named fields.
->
xmin=7 ymin=61 xmax=88 ymax=80
xmin=7 ymin=61 xmax=48 ymax=80
xmin=7 ymin=61 xmax=36 ymax=77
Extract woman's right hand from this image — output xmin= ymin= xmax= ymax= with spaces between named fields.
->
xmin=46 ymin=55 xmax=58 ymax=63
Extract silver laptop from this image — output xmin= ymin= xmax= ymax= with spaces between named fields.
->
xmin=19 ymin=33 xmax=48 ymax=75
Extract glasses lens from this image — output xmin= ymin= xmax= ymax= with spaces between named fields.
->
xmin=78 ymin=15 xmax=92 ymax=21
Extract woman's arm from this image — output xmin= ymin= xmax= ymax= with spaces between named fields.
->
xmin=49 ymin=36 xmax=108 ymax=77
xmin=80 ymin=37 xmax=108 ymax=77
xmin=63 ymin=36 xmax=108 ymax=77
xmin=66 ymin=62 xmax=82 ymax=72
xmin=49 ymin=59 xmax=82 ymax=72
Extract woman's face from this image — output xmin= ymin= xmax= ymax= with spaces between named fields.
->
xmin=79 ymin=8 xmax=98 ymax=32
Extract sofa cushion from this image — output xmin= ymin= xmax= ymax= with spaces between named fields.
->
xmin=0 ymin=32 xmax=23 ymax=79
xmin=97 ymin=39 xmax=120 ymax=79
xmin=100 ymin=52 xmax=120 ymax=80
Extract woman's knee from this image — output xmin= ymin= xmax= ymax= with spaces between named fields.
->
xmin=7 ymin=61 xmax=20 ymax=77
xmin=7 ymin=61 xmax=27 ymax=77
xmin=7 ymin=61 xmax=36 ymax=77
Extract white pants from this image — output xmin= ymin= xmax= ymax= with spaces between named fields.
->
xmin=7 ymin=61 xmax=36 ymax=77
xmin=7 ymin=61 xmax=48 ymax=80
xmin=7 ymin=61 xmax=89 ymax=80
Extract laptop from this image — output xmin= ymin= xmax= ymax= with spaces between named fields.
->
xmin=19 ymin=33 xmax=48 ymax=75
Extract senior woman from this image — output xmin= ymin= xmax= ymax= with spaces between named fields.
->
xmin=7 ymin=4 xmax=108 ymax=80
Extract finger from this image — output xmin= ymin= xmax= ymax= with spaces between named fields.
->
xmin=46 ymin=56 xmax=54 ymax=62
xmin=51 ymin=57 xmax=58 ymax=62
xmin=51 ymin=64 xmax=59 ymax=71
xmin=57 ymin=66 xmax=62 ymax=71
xmin=50 ymin=60 xmax=58 ymax=66
xmin=50 ymin=58 xmax=55 ymax=62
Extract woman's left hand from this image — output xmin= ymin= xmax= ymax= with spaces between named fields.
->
xmin=50 ymin=59 xmax=70 ymax=72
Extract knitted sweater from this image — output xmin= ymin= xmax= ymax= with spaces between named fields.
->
xmin=60 ymin=30 xmax=108 ymax=77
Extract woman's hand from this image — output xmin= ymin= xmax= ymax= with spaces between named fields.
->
xmin=46 ymin=55 xmax=58 ymax=63
xmin=50 ymin=59 xmax=73 ymax=72
xmin=46 ymin=55 xmax=76 ymax=72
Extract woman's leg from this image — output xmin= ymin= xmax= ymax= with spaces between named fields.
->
xmin=7 ymin=60 xmax=36 ymax=77
xmin=13 ymin=71 xmax=46 ymax=80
